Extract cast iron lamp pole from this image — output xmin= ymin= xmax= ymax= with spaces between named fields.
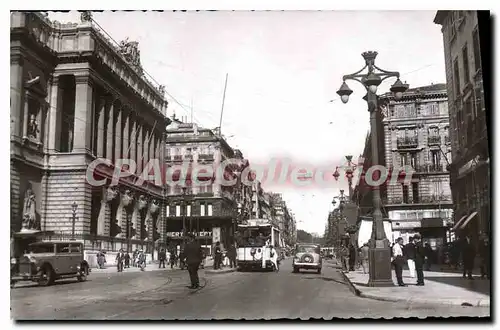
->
xmin=336 ymin=51 xmax=409 ymax=287
xmin=71 ymin=202 xmax=78 ymax=241
xmin=181 ymin=186 xmax=188 ymax=247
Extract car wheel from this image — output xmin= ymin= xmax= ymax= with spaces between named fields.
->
xmin=292 ymin=267 xmax=299 ymax=273
xmin=77 ymin=265 xmax=88 ymax=282
xmin=317 ymin=268 xmax=322 ymax=274
xmin=38 ymin=266 xmax=54 ymax=286
xmin=10 ymin=280 xmax=16 ymax=288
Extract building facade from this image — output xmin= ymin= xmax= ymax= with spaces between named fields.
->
xmin=164 ymin=119 xmax=248 ymax=251
xmin=434 ymin=11 xmax=490 ymax=240
xmin=11 ymin=12 xmax=170 ymax=261
xmin=379 ymin=84 xmax=454 ymax=246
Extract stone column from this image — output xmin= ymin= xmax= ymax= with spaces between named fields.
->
xmin=96 ymin=96 xmax=106 ymax=158
xmin=114 ymin=104 xmax=123 ymax=162
xmin=122 ymin=108 xmax=130 ymax=160
xmin=149 ymin=130 xmax=155 ymax=165
xmin=73 ymin=75 xmax=93 ymax=153
xmin=130 ymin=115 xmax=137 ymax=170
xmin=10 ymin=55 xmax=23 ymax=140
xmin=137 ymin=122 xmax=143 ymax=173
xmin=22 ymin=91 xmax=29 ymax=138
xmin=143 ymin=125 xmax=150 ymax=167
xmin=47 ymin=77 xmax=59 ymax=151
xmin=105 ymin=98 xmax=114 ymax=160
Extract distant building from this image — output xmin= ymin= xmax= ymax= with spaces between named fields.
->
xmin=164 ymin=118 xmax=247 ymax=250
xmin=379 ymin=83 xmax=453 ymax=246
xmin=434 ymin=11 xmax=490 ymax=240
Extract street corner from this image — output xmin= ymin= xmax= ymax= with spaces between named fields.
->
xmin=204 ymin=268 xmax=237 ymax=275
xmin=339 ymin=270 xmax=361 ymax=296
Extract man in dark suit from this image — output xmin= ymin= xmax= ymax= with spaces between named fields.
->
xmin=404 ymin=236 xmax=417 ymax=278
xmin=184 ymin=233 xmax=203 ymax=289
xmin=462 ymin=235 xmax=476 ymax=280
xmin=413 ymin=234 xmax=426 ymax=286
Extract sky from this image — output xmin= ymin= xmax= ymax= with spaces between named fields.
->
xmin=49 ymin=11 xmax=446 ymax=235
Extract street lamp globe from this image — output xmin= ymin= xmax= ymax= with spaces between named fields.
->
xmin=363 ymin=72 xmax=382 ymax=94
xmin=390 ymin=78 xmax=409 ymax=100
xmin=336 ymin=82 xmax=353 ymax=104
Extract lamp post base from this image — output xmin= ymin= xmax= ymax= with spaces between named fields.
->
xmin=367 ymin=239 xmax=394 ymax=287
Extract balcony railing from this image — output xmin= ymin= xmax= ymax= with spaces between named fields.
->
xmin=198 ymin=154 xmax=215 ymax=161
xmin=173 ymin=155 xmax=183 ymax=161
xmin=397 ymin=137 xmax=418 ymax=148
xmin=184 ymin=154 xmax=193 ymax=161
xmin=427 ymin=135 xmax=441 ymax=145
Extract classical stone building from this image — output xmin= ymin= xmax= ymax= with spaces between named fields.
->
xmin=10 ymin=12 xmax=170 ymax=260
xmin=379 ymin=84 xmax=454 ymax=246
xmin=164 ymin=118 xmax=251 ymax=251
xmin=434 ymin=11 xmax=489 ymax=240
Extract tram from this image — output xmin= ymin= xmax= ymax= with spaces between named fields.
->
xmin=236 ymin=219 xmax=281 ymax=271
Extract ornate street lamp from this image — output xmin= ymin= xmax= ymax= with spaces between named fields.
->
xmin=336 ymin=51 xmax=409 ymax=287
xmin=71 ymin=202 xmax=78 ymax=241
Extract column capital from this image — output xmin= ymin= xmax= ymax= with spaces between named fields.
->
xmin=74 ymin=74 xmax=93 ymax=86
xmin=10 ymin=54 xmax=25 ymax=66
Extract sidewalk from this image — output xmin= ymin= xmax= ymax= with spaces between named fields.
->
xmin=203 ymin=258 xmax=237 ymax=274
xmin=92 ymin=263 xmax=175 ymax=274
xmin=341 ymin=268 xmax=490 ymax=307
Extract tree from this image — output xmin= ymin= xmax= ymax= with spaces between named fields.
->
xmin=296 ymin=229 xmax=313 ymax=243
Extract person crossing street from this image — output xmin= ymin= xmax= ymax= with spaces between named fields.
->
xmin=184 ymin=233 xmax=203 ymax=289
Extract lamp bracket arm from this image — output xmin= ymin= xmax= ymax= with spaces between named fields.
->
xmin=343 ymin=76 xmax=367 ymax=90
xmin=342 ymin=64 xmax=368 ymax=81
xmin=372 ymin=64 xmax=400 ymax=78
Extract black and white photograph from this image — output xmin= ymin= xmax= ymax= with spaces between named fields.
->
xmin=8 ymin=7 xmax=491 ymax=321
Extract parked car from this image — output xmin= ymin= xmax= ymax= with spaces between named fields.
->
xmin=292 ymin=243 xmax=322 ymax=274
xmin=11 ymin=241 xmax=90 ymax=287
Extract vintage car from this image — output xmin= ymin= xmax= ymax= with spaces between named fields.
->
xmin=11 ymin=241 xmax=90 ymax=287
xmin=292 ymin=243 xmax=322 ymax=274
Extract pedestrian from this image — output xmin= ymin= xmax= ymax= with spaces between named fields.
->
xmin=158 ymin=248 xmax=166 ymax=268
xmin=360 ymin=243 xmax=369 ymax=274
xmin=424 ymin=243 xmax=433 ymax=271
xmin=348 ymin=242 xmax=356 ymax=271
xmin=413 ymin=234 xmax=426 ymax=286
xmin=404 ymin=236 xmax=416 ymax=278
xmin=461 ymin=235 xmax=476 ymax=280
xmin=392 ymin=237 xmax=406 ymax=286
xmin=170 ymin=248 xmax=177 ymax=269
xmin=138 ymin=249 xmax=146 ymax=271
xmin=132 ymin=249 xmax=138 ymax=268
xmin=227 ymin=242 xmax=237 ymax=268
xmin=478 ymin=234 xmax=490 ymax=279
xmin=179 ymin=245 xmax=186 ymax=270
xmin=214 ymin=241 xmax=222 ymax=270
xmin=124 ymin=251 xmax=130 ymax=268
xmin=116 ymin=249 xmax=125 ymax=272
xmin=184 ymin=233 xmax=203 ymax=289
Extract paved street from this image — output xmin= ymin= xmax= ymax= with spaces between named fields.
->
xmin=11 ymin=259 xmax=489 ymax=320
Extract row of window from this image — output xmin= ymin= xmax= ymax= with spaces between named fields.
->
xmin=452 ymin=25 xmax=482 ymax=97
xmin=166 ymin=203 xmax=214 ymax=217
xmin=399 ymin=150 xmax=446 ymax=169
xmin=399 ymin=180 xmax=446 ymax=204
xmin=166 ymin=145 xmax=216 ymax=157
xmin=391 ymin=102 xmax=446 ymax=118
xmin=167 ymin=185 xmax=214 ymax=195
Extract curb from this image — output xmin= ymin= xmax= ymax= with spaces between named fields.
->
xmin=205 ymin=268 xmax=236 ymax=274
xmin=340 ymin=271 xmax=490 ymax=307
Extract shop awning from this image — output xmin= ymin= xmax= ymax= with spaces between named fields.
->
xmin=451 ymin=215 xmax=467 ymax=231
xmin=459 ymin=211 xmax=478 ymax=230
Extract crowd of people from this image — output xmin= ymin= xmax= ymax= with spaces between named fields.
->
xmin=337 ymin=233 xmax=490 ymax=286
